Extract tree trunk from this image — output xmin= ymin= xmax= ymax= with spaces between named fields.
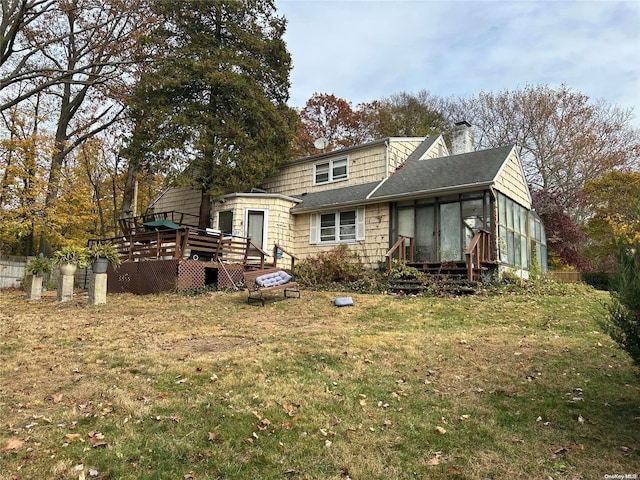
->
xmin=198 ymin=188 xmax=211 ymax=229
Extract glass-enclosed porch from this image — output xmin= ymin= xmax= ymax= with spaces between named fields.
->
xmin=389 ymin=190 xmax=547 ymax=273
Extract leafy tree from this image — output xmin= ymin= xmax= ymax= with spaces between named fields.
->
xmin=603 ymin=242 xmax=640 ymax=366
xmin=582 ymin=171 xmax=640 ymax=270
xmin=294 ymin=93 xmax=372 ymax=156
xmin=1 ymin=0 xmax=151 ymax=253
xmin=124 ymin=0 xmax=296 ymax=228
xmin=530 ymin=189 xmax=591 ymax=270
xmin=369 ymin=90 xmax=450 ymax=139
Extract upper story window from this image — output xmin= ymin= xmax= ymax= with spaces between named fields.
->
xmin=314 ymin=157 xmax=348 ymax=185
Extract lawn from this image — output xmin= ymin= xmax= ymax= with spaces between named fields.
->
xmin=0 ymin=284 xmax=638 ymax=479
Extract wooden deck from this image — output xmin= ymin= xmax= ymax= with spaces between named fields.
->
xmin=94 ymin=213 xmax=298 ymax=294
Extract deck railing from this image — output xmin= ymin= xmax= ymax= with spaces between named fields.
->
xmin=273 ymin=243 xmax=298 ymax=271
xmin=384 ymin=236 xmax=414 ymax=274
xmin=464 ymin=229 xmax=491 ymax=281
xmin=90 ymin=226 xmax=266 ymax=266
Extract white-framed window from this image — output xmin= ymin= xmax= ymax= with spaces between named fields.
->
xmin=314 ymin=157 xmax=348 ymax=185
xmin=310 ymin=207 xmax=365 ymax=244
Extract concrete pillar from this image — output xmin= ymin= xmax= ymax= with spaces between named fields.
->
xmin=88 ymin=273 xmax=107 ymax=305
xmin=26 ymin=275 xmax=43 ymax=300
xmin=57 ymin=274 xmax=75 ymax=302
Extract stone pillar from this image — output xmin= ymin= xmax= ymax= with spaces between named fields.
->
xmin=26 ymin=275 xmax=43 ymax=300
xmin=57 ymin=274 xmax=75 ymax=302
xmin=88 ymin=273 xmax=107 ymax=305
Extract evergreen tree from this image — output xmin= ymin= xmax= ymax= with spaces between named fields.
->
xmin=124 ymin=0 xmax=296 ymax=227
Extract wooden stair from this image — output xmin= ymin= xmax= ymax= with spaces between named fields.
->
xmin=388 ymin=260 xmax=496 ymax=295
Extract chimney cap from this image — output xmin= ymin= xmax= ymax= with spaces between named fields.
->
xmin=454 ymin=120 xmax=472 ymax=128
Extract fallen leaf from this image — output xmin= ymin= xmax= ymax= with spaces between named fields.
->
xmin=435 ymin=426 xmax=447 ymax=435
xmin=183 ymin=471 xmax=196 ymax=479
xmin=578 ymin=415 xmax=585 ymax=424
xmin=88 ymin=470 xmax=99 ymax=477
xmin=52 ymin=393 xmax=64 ymax=403
xmin=208 ymin=432 xmax=223 ymax=443
xmin=427 ymin=456 xmax=440 ymax=466
xmin=1 ymin=438 xmax=24 ymax=451
xmin=448 ymin=467 xmax=463 ymax=475
xmin=65 ymin=433 xmax=82 ymax=443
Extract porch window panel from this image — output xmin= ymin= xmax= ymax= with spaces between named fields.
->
xmin=398 ymin=208 xmax=414 ymax=238
xmin=498 ymin=194 xmax=507 ymax=226
xmin=520 ymin=235 xmax=528 ymax=268
xmin=519 ymin=207 xmax=527 ymax=236
xmin=507 ymin=231 xmax=515 ymax=265
xmin=514 ymin=233 xmax=521 ymax=267
xmin=506 ymin=198 xmax=514 ymax=230
xmin=440 ymin=202 xmax=462 ymax=261
xmin=499 ymin=226 xmax=508 ymax=261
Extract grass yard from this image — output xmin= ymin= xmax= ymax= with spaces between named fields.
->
xmin=0 ymin=284 xmax=638 ymax=479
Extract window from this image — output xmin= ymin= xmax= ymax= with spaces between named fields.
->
xmin=218 ymin=211 xmax=233 ymax=234
xmin=314 ymin=157 xmax=348 ymax=184
xmin=310 ymin=207 xmax=365 ymax=243
xmin=496 ymin=192 xmax=547 ymax=271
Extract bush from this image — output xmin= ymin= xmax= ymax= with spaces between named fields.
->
xmin=294 ymin=244 xmax=366 ymax=287
xmin=602 ymin=245 xmax=640 ymax=366
xmin=389 ymin=260 xmax=426 ymax=283
xmin=581 ymin=271 xmax=611 ymax=290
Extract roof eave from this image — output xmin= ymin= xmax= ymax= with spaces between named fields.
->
xmin=291 ymin=181 xmax=495 ymax=214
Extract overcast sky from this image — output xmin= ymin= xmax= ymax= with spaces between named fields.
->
xmin=276 ymin=0 xmax=640 ymax=123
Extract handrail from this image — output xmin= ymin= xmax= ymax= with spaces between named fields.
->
xmin=273 ymin=243 xmax=298 ymax=271
xmin=384 ymin=235 xmax=414 ymax=274
xmin=245 ymin=239 xmax=268 ymax=269
xmin=464 ymin=229 xmax=491 ymax=281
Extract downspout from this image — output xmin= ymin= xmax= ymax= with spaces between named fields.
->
xmin=384 ymin=139 xmax=390 ymax=178
xmin=489 ymin=186 xmax=499 ymax=264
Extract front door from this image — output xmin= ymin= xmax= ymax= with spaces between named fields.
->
xmin=246 ymin=210 xmax=266 ymax=251
xmin=415 ymin=205 xmax=436 ymax=262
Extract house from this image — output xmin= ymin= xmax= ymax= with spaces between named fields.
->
xmin=149 ymin=122 xmax=547 ymax=280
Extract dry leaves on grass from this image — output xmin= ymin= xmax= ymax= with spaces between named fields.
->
xmin=1 ymin=438 xmax=24 ymax=452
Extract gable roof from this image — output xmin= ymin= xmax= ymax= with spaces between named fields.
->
xmin=291 ymin=143 xmax=516 ymax=213
xmin=370 ymin=144 xmax=515 ymax=200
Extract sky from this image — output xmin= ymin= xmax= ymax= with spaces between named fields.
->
xmin=276 ymin=0 xmax=640 ymax=123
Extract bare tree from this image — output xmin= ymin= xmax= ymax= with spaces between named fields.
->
xmin=444 ymin=84 xmax=640 ymax=221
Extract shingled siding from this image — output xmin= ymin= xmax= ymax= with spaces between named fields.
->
xmin=213 ymin=195 xmax=297 ymax=256
xmin=261 ymin=139 xmax=425 ymax=197
xmin=386 ymin=139 xmax=426 ymax=174
xmin=151 ymin=187 xmax=202 ymax=221
xmin=292 ymin=203 xmax=390 ymax=268
xmin=494 ymin=151 xmax=531 ymax=208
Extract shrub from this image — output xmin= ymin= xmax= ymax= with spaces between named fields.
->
xmin=601 ymin=245 xmax=640 ymax=366
xmin=294 ymin=244 xmax=365 ymax=287
xmin=581 ymin=271 xmax=611 ymax=290
xmin=389 ymin=260 xmax=426 ymax=283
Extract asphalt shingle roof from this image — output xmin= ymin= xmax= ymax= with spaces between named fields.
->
xmin=291 ymin=181 xmax=380 ymax=212
xmin=370 ymin=144 xmax=514 ymax=199
xmin=290 ymin=141 xmax=515 ymax=213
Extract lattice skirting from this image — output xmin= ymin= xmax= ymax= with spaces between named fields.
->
xmin=107 ymin=260 xmax=246 ymax=294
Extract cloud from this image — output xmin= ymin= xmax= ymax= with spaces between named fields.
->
xmin=277 ymin=0 xmax=640 ymax=121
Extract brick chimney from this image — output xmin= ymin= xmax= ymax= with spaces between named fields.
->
xmin=451 ymin=121 xmax=474 ymax=155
